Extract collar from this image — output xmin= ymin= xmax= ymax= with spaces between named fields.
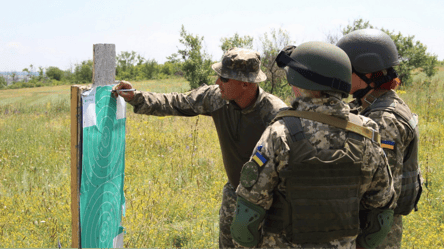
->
xmin=291 ymin=93 xmax=350 ymax=120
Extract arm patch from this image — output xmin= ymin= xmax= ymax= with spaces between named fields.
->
xmin=240 ymin=161 xmax=259 ymax=188
xmin=381 ymin=140 xmax=395 ymax=150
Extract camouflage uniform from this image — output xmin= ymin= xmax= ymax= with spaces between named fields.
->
xmin=236 ymin=92 xmax=395 ymax=248
xmin=356 ymin=90 xmax=417 ymax=249
xmin=126 ymin=48 xmax=287 ymax=248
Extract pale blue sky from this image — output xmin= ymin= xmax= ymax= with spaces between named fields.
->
xmin=1 ymin=0 xmax=443 ymax=72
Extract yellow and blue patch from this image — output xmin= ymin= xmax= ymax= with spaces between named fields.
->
xmin=381 ymin=140 xmax=395 ymax=150
xmin=252 ymin=145 xmax=267 ymax=167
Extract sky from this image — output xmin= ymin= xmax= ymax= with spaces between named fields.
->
xmin=1 ymin=0 xmax=443 ymax=72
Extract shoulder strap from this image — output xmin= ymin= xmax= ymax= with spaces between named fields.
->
xmin=360 ymin=89 xmax=390 ymax=110
xmin=363 ymin=98 xmax=418 ymax=131
xmin=281 ymin=117 xmax=305 ymax=142
xmin=274 ymin=110 xmax=381 ymax=145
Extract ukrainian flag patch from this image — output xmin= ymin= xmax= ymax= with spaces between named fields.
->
xmin=381 ymin=140 xmax=395 ymax=150
xmin=252 ymin=151 xmax=267 ymax=167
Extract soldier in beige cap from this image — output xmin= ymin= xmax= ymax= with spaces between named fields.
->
xmin=113 ymin=47 xmax=287 ymax=248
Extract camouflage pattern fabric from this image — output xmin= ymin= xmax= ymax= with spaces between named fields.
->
xmin=362 ymin=90 xmax=415 ymax=205
xmin=376 ymin=215 xmax=402 ymax=249
xmin=236 ymin=92 xmax=395 ymax=248
xmin=212 ymin=47 xmax=267 ymax=83
xmin=361 ymin=91 xmax=415 ymax=248
xmin=259 ymin=232 xmax=357 ymax=248
xmin=219 ymin=182 xmax=237 ymax=248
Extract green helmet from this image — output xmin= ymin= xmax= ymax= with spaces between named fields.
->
xmin=275 ymin=41 xmax=352 ymax=96
xmin=337 ymin=29 xmax=400 ymax=100
xmin=336 ymin=29 xmax=399 ymax=74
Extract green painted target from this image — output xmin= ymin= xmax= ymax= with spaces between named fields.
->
xmin=81 ymin=85 xmax=126 ymax=248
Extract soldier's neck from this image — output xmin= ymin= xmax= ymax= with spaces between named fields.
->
xmin=235 ymin=87 xmax=259 ymax=109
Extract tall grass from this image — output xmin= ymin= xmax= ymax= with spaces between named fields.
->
xmin=398 ymin=70 xmax=444 ymax=247
xmin=0 ymin=75 xmax=443 ymax=247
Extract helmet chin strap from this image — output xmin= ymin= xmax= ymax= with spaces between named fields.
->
xmin=352 ymin=69 xmax=374 ymax=104
xmin=352 ymin=67 xmax=398 ymax=105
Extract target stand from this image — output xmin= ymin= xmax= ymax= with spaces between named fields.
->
xmin=71 ymin=44 xmax=126 ymax=248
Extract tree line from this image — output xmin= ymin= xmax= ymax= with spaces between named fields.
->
xmin=1 ymin=18 xmax=441 ymax=100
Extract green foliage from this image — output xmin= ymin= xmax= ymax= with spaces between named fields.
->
xmin=258 ymin=28 xmax=294 ymax=101
xmin=37 ymin=67 xmax=44 ymax=80
xmin=0 ymin=76 xmax=6 ymax=88
xmin=74 ymin=60 xmax=93 ymax=83
xmin=139 ymin=59 xmax=158 ymax=80
xmin=115 ymin=51 xmax=182 ymax=81
xmin=342 ymin=19 xmax=374 ymax=34
xmin=220 ymin=33 xmax=254 ymax=55
xmin=45 ymin=66 xmax=64 ymax=81
xmin=4 ymin=78 xmax=57 ymax=89
xmin=116 ymin=51 xmax=142 ymax=80
xmin=173 ymin=25 xmax=214 ymax=89
xmin=63 ymin=68 xmax=75 ymax=83
xmin=22 ymin=68 xmax=30 ymax=75
xmin=342 ymin=18 xmax=439 ymax=86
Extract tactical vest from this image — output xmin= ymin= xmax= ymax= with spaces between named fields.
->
xmin=362 ymin=98 xmax=422 ymax=215
xmin=264 ymin=112 xmax=375 ymax=244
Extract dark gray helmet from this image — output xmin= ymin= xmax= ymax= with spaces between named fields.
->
xmin=275 ymin=41 xmax=352 ymax=96
xmin=336 ymin=29 xmax=399 ymax=73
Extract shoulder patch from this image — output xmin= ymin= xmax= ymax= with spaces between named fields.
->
xmin=252 ymin=146 xmax=267 ymax=167
xmin=240 ymin=161 xmax=259 ymax=188
xmin=381 ymin=140 xmax=395 ymax=150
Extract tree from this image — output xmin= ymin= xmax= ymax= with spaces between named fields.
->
xmin=46 ymin=66 xmax=64 ymax=81
xmin=173 ymin=25 xmax=213 ymax=89
xmin=11 ymin=72 xmax=17 ymax=83
xmin=258 ymin=28 xmax=294 ymax=100
xmin=115 ymin=51 xmax=149 ymax=80
xmin=140 ymin=59 xmax=158 ymax=79
xmin=38 ymin=67 xmax=45 ymax=80
xmin=74 ymin=60 xmax=93 ymax=83
xmin=0 ymin=75 xmax=6 ymax=88
xmin=22 ymin=68 xmax=30 ymax=82
xmin=341 ymin=18 xmax=438 ymax=85
xmin=342 ymin=19 xmax=374 ymax=34
xmin=116 ymin=51 xmax=138 ymax=80
xmin=220 ymin=33 xmax=254 ymax=55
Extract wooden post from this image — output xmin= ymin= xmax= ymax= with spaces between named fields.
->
xmin=92 ymin=44 xmax=116 ymax=87
xmin=70 ymin=85 xmax=82 ymax=248
xmin=71 ymin=44 xmax=116 ymax=248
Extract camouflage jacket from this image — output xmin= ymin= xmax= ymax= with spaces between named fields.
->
xmin=127 ymin=84 xmax=287 ymax=188
xmin=358 ymin=90 xmax=417 ymax=207
xmin=236 ymin=92 xmax=395 ymax=248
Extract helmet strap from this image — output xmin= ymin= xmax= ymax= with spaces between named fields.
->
xmin=352 ymin=69 xmax=374 ymax=104
xmin=275 ymin=50 xmax=351 ymax=93
xmin=352 ymin=68 xmax=398 ymax=105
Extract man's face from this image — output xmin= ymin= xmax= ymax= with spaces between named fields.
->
xmin=216 ymin=76 xmax=244 ymax=101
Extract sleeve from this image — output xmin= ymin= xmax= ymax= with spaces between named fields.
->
xmin=367 ymin=111 xmax=415 ymax=203
xmin=126 ymin=84 xmax=224 ymax=116
xmin=236 ymin=121 xmax=290 ymax=210
xmin=361 ymin=142 xmax=396 ymax=210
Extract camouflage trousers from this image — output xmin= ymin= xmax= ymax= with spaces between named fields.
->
xmin=258 ymin=232 xmax=356 ymax=249
xmin=375 ymin=215 xmax=403 ymax=249
xmin=219 ymin=182 xmax=237 ymax=248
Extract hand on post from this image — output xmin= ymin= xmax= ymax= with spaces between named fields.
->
xmin=112 ymin=80 xmax=135 ymax=101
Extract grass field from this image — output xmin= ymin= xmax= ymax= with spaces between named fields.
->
xmin=0 ymin=71 xmax=443 ymax=248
